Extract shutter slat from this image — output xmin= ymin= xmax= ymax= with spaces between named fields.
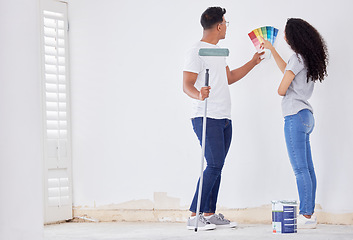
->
xmin=44 ymin=18 xmax=65 ymax=29
xmin=46 ymin=120 xmax=67 ymax=130
xmin=45 ymin=65 xmax=66 ymax=75
xmin=44 ymin=36 xmax=65 ymax=47
xmin=44 ymin=46 xmax=65 ymax=57
xmin=44 ymin=27 xmax=65 ymax=38
xmin=43 ymin=10 xmax=64 ymax=19
xmin=45 ymin=59 xmax=65 ymax=66
xmin=46 ymin=93 xmax=67 ymax=103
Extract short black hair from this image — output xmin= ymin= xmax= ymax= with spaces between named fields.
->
xmin=200 ymin=7 xmax=226 ymax=30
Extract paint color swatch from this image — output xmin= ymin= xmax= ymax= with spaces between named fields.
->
xmin=248 ymin=26 xmax=279 ymax=51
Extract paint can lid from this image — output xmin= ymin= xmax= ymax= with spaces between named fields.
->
xmin=271 ymin=200 xmax=297 ymax=205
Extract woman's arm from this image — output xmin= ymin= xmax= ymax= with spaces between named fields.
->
xmin=260 ymin=37 xmax=287 ymax=73
xmin=278 ymin=70 xmax=295 ymax=96
xmin=260 ymin=37 xmax=295 ymax=95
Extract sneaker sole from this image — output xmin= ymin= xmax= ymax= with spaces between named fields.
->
xmin=298 ymin=224 xmax=317 ymax=229
xmin=214 ymin=223 xmax=237 ymax=229
xmin=187 ymin=224 xmax=216 ymax=231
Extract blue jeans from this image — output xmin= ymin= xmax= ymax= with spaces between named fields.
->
xmin=284 ymin=109 xmax=316 ymax=215
xmin=190 ymin=117 xmax=232 ymax=213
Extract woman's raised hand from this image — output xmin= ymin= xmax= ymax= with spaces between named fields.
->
xmin=260 ymin=36 xmax=274 ymax=50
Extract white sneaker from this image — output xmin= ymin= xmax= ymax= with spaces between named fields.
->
xmin=297 ymin=214 xmax=317 ymax=229
xmin=205 ymin=213 xmax=237 ymax=228
xmin=187 ymin=214 xmax=216 ymax=231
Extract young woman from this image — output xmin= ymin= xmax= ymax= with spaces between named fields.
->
xmin=261 ymin=18 xmax=328 ymax=228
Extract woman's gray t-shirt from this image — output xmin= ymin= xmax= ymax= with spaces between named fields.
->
xmin=282 ymin=54 xmax=314 ymax=117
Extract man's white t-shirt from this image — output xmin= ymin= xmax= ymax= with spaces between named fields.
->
xmin=184 ymin=41 xmax=231 ymax=119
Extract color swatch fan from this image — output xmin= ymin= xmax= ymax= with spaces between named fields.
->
xmin=248 ymin=26 xmax=279 ymax=58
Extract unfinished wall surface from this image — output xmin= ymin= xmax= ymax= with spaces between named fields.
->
xmin=72 ymin=192 xmax=353 ymax=224
xmin=68 ymin=0 xmax=353 ymax=223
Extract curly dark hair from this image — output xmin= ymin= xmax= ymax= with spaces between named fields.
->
xmin=200 ymin=7 xmax=226 ymax=30
xmin=285 ymin=18 xmax=329 ymax=82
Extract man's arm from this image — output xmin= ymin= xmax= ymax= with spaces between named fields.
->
xmin=183 ymin=71 xmax=210 ymax=100
xmin=226 ymin=52 xmax=264 ymax=85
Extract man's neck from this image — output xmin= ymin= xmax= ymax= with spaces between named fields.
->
xmin=201 ymin=31 xmax=220 ymax=45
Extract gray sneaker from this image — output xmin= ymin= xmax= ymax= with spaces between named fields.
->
xmin=187 ymin=214 xmax=216 ymax=231
xmin=206 ymin=213 xmax=237 ymax=228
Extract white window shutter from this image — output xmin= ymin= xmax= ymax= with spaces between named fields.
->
xmin=40 ymin=0 xmax=73 ymax=223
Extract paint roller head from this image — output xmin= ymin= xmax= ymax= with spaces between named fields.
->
xmin=198 ymin=48 xmax=229 ymax=57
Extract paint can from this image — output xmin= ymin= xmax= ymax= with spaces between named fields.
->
xmin=272 ymin=200 xmax=297 ymax=234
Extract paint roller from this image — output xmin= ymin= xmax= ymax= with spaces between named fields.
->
xmin=194 ymin=48 xmax=229 ymax=232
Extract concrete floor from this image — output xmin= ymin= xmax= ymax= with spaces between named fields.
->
xmin=44 ymin=222 xmax=353 ymax=240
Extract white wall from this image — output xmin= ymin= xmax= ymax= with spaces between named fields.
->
xmin=0 ymin=0 xmax=44 ymax=239
xmin=69 ymin=0 xmax=353 ymax=214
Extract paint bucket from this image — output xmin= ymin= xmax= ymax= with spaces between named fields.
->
xmin=272 ymin=200 xmax=297 ymax=234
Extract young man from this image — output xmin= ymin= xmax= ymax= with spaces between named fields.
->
xmin=183 ymin=7 xmax=263 ymax=230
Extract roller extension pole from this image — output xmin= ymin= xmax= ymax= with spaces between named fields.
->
xmin=195 ymin=69 xmax=209 ymax=232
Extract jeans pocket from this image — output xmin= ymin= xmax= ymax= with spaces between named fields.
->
xmin=191 ymin=118 xmax=197 ymax=131
xmin=298 ymin=110 xmax=314 ymax=132
xmin=225 ymin=119 xmax=230 ymax=127
xmin=192 ymin=117 xmax=203 ymax=135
